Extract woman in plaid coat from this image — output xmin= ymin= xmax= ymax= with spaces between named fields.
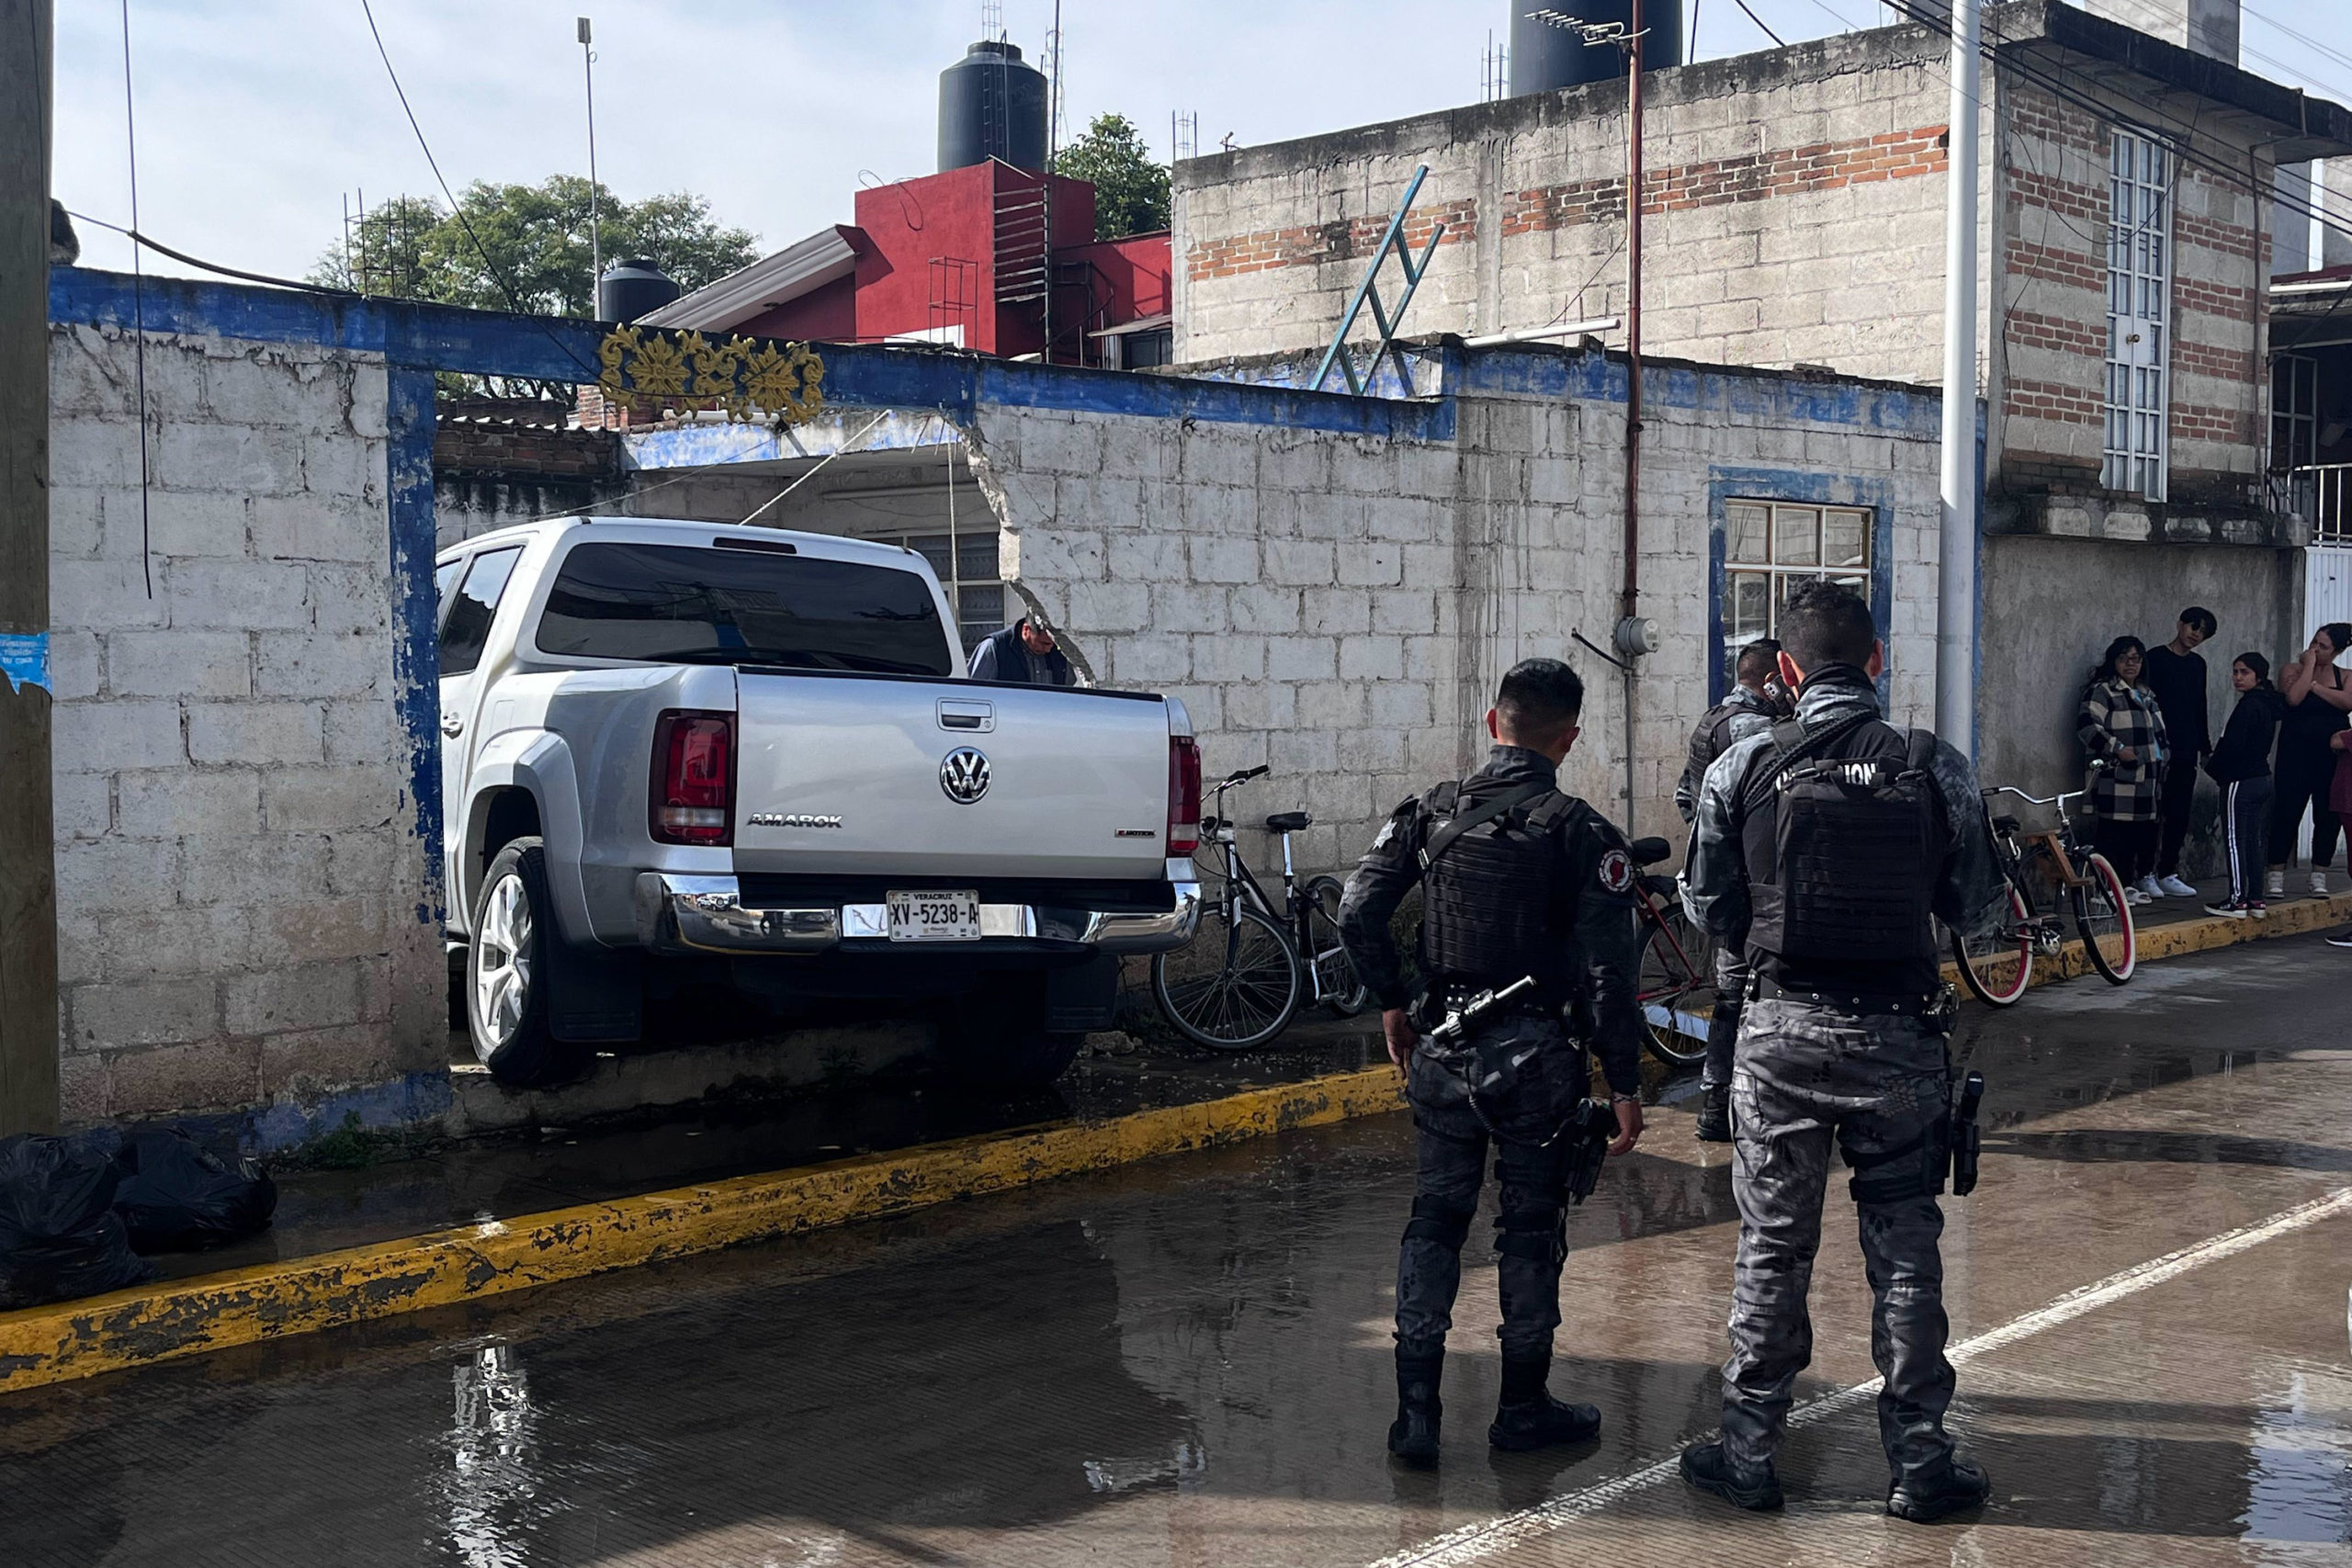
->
xmin=2078 ymin=636 xmax=2171 ymax=903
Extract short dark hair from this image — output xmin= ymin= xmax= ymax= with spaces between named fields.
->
xmin=2179 ymin=605 xmax=2217 ymax=636
xmin=1494 ymin=658 xmax=1584 ymax=745
xmin=1779 ymin=581 xmax=1875 ymax=671
xmin=1734 ymin=638 xmax=1781 ymax=683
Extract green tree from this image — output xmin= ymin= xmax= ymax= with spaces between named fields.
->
xmin=307 ymin=175 xmax=758 ymax=319
xmin=1052 ymin=113 xmax=1170 ymax=240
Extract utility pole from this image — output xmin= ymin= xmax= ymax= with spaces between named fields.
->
xmin=0 ymin=0 xmax=60 ymax=1134
xmin=579 ymin=16 xmax=600 ymax=316
xmin=1935 ymin=0 xmax=1982 ymax=752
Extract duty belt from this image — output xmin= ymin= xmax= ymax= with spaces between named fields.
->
xmin=1747 ymin=976 xmax=1943 ymax=1017
xmin=1434 ymin=981 xmax=1556 ymax=1021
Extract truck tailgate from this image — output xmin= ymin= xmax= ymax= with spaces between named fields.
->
xmin=732 ymin=673 xmax=1171 ymax=880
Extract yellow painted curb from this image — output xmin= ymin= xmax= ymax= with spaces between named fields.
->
xmin=0 ymin=1066 xmax=1402 ymax=1395
xmin=1951 ymin=890 xmax=2352 ymax=993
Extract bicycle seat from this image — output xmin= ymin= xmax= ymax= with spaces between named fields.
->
xmin=1264 ymin=811 xmax=1312 ymax=833
xmin=1628 ymin=835 xmax=1671 ymax=867
xmin=1992 ymin=814 xmax=2020 ymax=834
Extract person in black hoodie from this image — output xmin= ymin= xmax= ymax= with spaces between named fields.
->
xmin=2204 ymin=653 xmax=2285 ymax=919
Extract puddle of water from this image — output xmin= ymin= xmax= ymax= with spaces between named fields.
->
xmin=2241 ymin=1360 xmax=2352 ymax=1545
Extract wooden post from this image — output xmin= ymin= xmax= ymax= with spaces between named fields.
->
xmin=0 ymin=0 xmax=60 ymax=1134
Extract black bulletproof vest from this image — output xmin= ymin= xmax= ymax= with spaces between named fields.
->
xmin=1419 ymin=781 xmax=1583 ymax=996
xmin=1680 ymin=702 xmax=1745 ymax=800
xmin=1740 ymin=714 xmax=1947 ymax=984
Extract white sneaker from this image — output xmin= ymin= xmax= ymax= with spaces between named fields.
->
xmin=2124 ymin=886 xmax=2150 ymax=906
xmin=2158 ymin=874 xmax=2198 ymax=898
xmin=2266 ymin=870 xmax=2286 ymax=899
xmin=2135 ymin=874 xmax=2165 ymax=901
xmin=2312 ymin=872 xmax=2331 ymax=897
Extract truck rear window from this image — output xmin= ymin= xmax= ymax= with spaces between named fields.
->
xmin=534 ymin=541 xmax=954 ymax=677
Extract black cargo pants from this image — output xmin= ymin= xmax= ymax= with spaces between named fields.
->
xmin=1395 ymin=1016 xmax=1586 ymax=1361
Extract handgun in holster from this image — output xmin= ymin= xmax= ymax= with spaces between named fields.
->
xmin=1559 ymin=1098 xmax=1616 ymax=1206
xmin=1948 ymin=1070 xmax=1984 ymax=1197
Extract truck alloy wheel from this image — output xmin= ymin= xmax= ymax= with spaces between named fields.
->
xmin=465 ymin=836 xmax=576 ymax=1086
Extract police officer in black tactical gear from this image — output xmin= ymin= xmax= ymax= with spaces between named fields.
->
xmin=1678 ymin=581 xmax=2006 ymax=1525
xmin=1674 ymin=637 xmax=1790 ymax=1144
xmin=1338 ymin=658 xmax=1645 ymax=1469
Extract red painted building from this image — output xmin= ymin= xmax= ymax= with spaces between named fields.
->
xmin=639 ymin=159 xmax=1172 ymax=369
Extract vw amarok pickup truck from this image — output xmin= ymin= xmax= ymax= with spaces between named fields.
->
xmin=435 ymin=518 xmax=1201 ymax=1087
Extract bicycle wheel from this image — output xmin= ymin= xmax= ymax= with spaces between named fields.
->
xmin=2072 ymin=851 xmax=2137 ymax=984
xmin=1152 ymin=900 xmax=1304 ymax=1050
xmin=1951 ymin=885 xmax=2033 ymax=1007
xmin=1637 ymin=906 xmax=1713 ymax=1067
xmin=1301 ymin=874 xmax=1371 ymax=1017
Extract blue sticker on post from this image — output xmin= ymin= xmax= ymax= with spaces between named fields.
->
xmin=0 ymin=632 xmax=51 ymax=695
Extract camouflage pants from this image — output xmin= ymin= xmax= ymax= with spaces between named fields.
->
xmin=1703 ymin=942 xmax=1751 ymax=1089
xmin=1722 ymin=998 xmax=1958 ymax=1481
xmin=1395 ymin=1017 xmax=1585 ymax=1361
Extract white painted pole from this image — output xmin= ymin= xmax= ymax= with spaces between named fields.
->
xmin=1935 ymin=0 xmax=1982 ymax=753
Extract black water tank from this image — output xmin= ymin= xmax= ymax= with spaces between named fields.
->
xmin=938 ymin=39 xmax=1049 ymax=173
xmin=1509 ymin=1 xmax=1682 ymax=96
xmin=597 ymin=259 xmax=680 ymax=323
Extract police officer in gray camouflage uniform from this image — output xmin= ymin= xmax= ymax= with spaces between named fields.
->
xmin=1674 ymin=637 xmax=1788 ymax=1143
xmin=1339 ymin=658 xmax=1645 ymax=1468
xmin=1678 ymin=581 xmax=2004 ymax=1523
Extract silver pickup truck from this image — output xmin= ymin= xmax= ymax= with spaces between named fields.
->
xmin=435 ymin=517 xmax=1201 ymax=1087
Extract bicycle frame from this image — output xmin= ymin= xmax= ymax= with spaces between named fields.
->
xmin=1198 ymin=775 xmax=1342 ymax=1006
xmin=1982 ymin=783 xmax=2099 ymax=947
xmin=1630 ymin=873 xmax=1711 ymax=1040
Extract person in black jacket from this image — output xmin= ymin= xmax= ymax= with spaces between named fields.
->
xmin=967 ymin=615 xmax=1074 ymax=685
xmin=2203 ymin=653 xmax=2285 ymax=919
xmin=2143 ymin=607 xmax=2216 ymax=897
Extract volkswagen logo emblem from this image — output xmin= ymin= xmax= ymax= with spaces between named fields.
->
xmin=939 ymin=747 xmax=991 ymax=805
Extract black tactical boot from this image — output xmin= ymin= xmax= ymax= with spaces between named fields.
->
xmin=1388 ymin=1349 xmax=1443 ymax=1468
xmin=1487 ymin=1355 xmax=1602 ymax=1451
xmin=1695 ymin=1082 xmax=1732 ymax=1143
xmin=1679 ymin=1440 xmax=1784 ymax=1511
xmin=1887 ymin=1456 xmax=1991 ymax=1523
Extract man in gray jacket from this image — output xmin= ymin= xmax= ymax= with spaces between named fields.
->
xmin=1678 ymin=581 xmax=2006 ymax=1525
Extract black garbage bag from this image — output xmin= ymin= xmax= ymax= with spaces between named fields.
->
xmin=0 ymin=1132 xmax=151 ymax=1309
xmin=111 ymin=1128 xmax=277 ymax=1252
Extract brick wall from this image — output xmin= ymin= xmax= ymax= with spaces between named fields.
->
xmin=45 ymin=323 xmax=443 ymax=1130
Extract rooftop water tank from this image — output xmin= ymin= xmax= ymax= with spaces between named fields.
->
xmin=597 ymin=259 xmax=680 ymax=323
xmin=938 ymin=39 xmax=1049 ymax=173
xmin=1509 ymin=1 xmax=1683 ymax=96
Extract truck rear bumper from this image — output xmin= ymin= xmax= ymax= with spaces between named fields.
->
xmin=631 ymin=872 xmax=1200 ymax=958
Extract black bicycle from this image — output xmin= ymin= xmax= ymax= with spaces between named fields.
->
xmin=1151 ymin=765 xmax=1371 ymax=1050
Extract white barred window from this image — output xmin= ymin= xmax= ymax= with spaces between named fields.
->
xmin=2103 ymin=131 xmax=2171 ymax=501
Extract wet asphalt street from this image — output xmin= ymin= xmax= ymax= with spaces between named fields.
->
xmin=6 ymin=938 xmax=2351 ymax=1567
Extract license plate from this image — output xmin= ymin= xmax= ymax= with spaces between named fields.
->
xmin=886 ymin=889 xmax=983 ymax=942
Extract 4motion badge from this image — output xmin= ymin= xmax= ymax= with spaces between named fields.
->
xmin=939 ymin=747 xmax=991 ymax=805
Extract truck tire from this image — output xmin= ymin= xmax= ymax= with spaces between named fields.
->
xmin=930 ymin=972 xmax=1084 ymax=1090
xmin=465 ymin=837 xmax=582 ymax=1088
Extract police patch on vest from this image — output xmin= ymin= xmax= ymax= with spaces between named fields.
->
xmin=1597 ymin=848 xmax=1633 ymax=893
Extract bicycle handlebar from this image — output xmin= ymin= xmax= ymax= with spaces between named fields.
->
xmin=1214 ymin=764 xmax=1271 ymax=791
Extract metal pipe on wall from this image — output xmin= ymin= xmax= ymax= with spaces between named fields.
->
xmin=1621 ymin=0 xmax=1645 ymax=832
xmin=1935 ymin=0 xmax=1981 ymax=752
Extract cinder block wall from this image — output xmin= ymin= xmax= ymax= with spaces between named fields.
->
xmin=46 ymin=323 xmax=443 ymax=1131
xmin=972 ymin=349 xmax=1944 ymax=874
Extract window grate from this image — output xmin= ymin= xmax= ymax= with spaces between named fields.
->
xmin=1720 ymin=501 xmax=1872 ymax=687
xmin=2103 ymin=131 xmax=2171 ymax=502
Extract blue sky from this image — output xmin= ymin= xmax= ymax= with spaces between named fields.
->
xmin=49 ymin=0 xmax=2352 ymax=286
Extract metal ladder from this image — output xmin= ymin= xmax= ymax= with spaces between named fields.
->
xmin=1306 ymin=164 xmax=1445 ymax=396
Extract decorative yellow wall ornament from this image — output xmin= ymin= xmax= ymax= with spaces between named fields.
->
xmin=596 ymin=325 xmax=826 ymax=424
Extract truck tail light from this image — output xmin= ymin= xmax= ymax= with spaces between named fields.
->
xmin=651 ymin=710 xmax=734 ymax=846
xmin=1166 ymin=735 xmax=1202 ymax=858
